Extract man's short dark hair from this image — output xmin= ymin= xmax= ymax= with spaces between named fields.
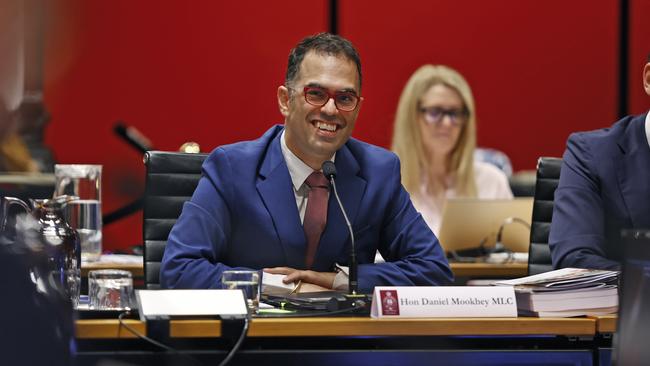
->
xmin=285 ymin=33 xmax=362 ymax=91
xmin=647 ymin=52 xmax=650 ymax=63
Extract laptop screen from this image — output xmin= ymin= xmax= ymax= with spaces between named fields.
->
xmin=613 ymin=229 xmax=650 ymax=365
xmin=436 ymin=198 xmax=533 ymax=253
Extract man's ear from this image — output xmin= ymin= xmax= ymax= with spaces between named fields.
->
xmin=643 ymin=62 xmax=650 ymax=95
xmin=277 ymin=86 xmax=290 ymax=117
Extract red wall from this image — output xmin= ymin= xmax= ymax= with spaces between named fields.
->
xmin=42 ymin=1 xmax=647 ymax=252
xmin=43 ymin=0 xmax=328 ymax=251
xmin=629 ymin=0 xmax=650 ymax=114
xmin=342 ymin=0 xmax=619 ymax=170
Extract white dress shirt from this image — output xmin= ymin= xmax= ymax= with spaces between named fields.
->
xmin=280 ymin=132 xmax=348 ymax=290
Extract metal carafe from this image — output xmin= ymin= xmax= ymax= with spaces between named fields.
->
xmin=0 ymin=195 xmax=81 ymax=307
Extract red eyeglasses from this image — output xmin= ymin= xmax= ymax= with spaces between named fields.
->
xmin=289 ymin=86 xmax=361 ymax=112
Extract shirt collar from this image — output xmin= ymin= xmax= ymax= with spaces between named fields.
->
xmin=280 ymin=130 xmax=335 ymax=190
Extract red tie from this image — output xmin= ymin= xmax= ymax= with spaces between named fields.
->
xmin=303 ymin=171 xmax=329 ymax=268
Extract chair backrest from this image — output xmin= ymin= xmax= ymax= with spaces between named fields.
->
xmin=143 ymin=151 xmax=207 ymax=289
xmin=527 ymin=157 xmax=562 ymax=276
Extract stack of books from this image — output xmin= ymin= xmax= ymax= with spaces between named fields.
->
xmin=494 ymin=268 xmax=619 ymax=317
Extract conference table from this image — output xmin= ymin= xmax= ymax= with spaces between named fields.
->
xmin=592 ymin=315 xmax=617 ymax=366
xmin=82 ymin=260 xmax=144 ymax=278
xmin=81 ymin=258 xmax=613 ymax=365
xmin=449 ymin=262 xmax=528 ymax=278
xmin=594 ymin=315 xmax=617 ymax=333
xmin=81 ymin=257 xmax=528 ymax=281
xmin=74 ymin=314 xmax=614 ymax=366
xmin=77 ymin=316 xmax=596 ymax=339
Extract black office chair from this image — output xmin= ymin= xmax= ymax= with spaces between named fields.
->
xmin=527 ymin=157 xmax=562 ymax=276
xmin=143 ymin=151 xmax=207 ymax=289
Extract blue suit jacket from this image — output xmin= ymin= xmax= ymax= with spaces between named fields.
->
xmin=160 ymin=125 xmax=453 ymax=292
xmin=550 ymin=114 xmax=650 ymax=270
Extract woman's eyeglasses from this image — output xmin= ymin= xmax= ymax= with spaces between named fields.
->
xmin=419 ymin=106 xmax=468 ymax=126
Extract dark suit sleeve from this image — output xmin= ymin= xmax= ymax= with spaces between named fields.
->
xmin=160 ymin=148 xmax=251 ymax=288
xmin=549 ymin=133 xmax=620 ymax=270
xmin=356 ymin=157 xmax=454 ymax=292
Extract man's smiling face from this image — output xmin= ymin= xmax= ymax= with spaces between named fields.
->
xmin=278 ymin=51 xmax=361 ymax=170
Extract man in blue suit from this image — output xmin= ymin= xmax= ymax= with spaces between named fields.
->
xmin=550 ymin=56 xmax=650 ymax=270
xmin=160 ymin=33 xmax=453 ymax=293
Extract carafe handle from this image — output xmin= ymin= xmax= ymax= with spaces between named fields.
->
xmin=0 ymin=197 xmax=32 ymax=233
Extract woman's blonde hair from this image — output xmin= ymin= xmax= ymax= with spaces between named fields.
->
xmin=0 ymin=132 xmax=38 ymax=172
xmin=391 ymin=64 xmax=477 ymax=197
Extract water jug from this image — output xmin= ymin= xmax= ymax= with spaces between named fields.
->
xmin=0 ymin=195 xmax=81 ymax=307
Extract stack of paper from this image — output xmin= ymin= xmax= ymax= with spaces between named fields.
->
xmin=261 ymin=272 xmax=297 ymax=296
xmin=494 ymin=268 xmax=619 ymax=317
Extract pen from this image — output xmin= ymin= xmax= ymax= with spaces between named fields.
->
xmin=289 ymin=280 xmax=302 ymax=295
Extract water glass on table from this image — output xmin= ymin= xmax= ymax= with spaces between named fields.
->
xmin=88 ymin=269 xmax=133 ymax=310
xmin=54 ymin=164 xmax=103 ymax=262
xmin=222 ymin=270 xmax=260 ymax=313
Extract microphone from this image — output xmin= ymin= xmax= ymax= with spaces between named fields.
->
xmin=494 ymin=216 xmax=531 ymax=253
xmin=485 ymin=216 xmax=532 ymax=265
xmin=322 ymin=161 xmax=358 ymax=294
xmin=114 ymin=122 xmax=153 ymax=154
xmin=321 ymin=161 xmax=369 ymax=313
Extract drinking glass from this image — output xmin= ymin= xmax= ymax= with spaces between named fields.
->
xmin=88 ymin=269 xmax=133 ymax=310
xmin=222 ymin=270 xmax=260 ymax=313
xmin=54 ymin=164 xmax=102 ymax=262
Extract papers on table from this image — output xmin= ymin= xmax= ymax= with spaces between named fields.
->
xmin=495 ymin=268 xmax=618 ymax=291
xmin=494 ymin=268 xmax=619 ymax=317
xmin=261 ymin=272 xmax=298 ymax=295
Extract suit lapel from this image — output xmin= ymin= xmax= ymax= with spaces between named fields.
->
xmin=616 ymin=116 xmax=650 ymax=228
xmin=256 ymin=132 xmax=305 ymax=268
xmin=314 ymin=144 xmax=367 ymax=271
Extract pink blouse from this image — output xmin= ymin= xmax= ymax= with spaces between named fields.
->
xmin=410 ymin=161 xmax=513 ymax=235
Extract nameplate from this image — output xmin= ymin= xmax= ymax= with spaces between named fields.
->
xmin=370 ymin=286 xmax=517 ymax=318
xmin=136 ymin=289 xmax=248 ymax=320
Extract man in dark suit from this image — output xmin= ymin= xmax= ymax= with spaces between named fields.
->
xmin=550 ymin=55 xmax=650 ymax=270
xmin=160 ymin=33 xmax=452 ymax=293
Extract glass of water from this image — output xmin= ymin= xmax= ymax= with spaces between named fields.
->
xmin=222 ymin=270 xmax=260 ymax=313
xmin=54 ymin=164 xmax=102 ymax=262
xmin=88 ymin=269 xmax=133 ymax=310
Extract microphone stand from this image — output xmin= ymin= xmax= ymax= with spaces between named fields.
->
xmin=114 ymin=122 xmax=153 ymax=154
xmin=493 ymin=217 xmax=531 ymax=253
xmin=101 ymin=121 xmax=152 ymax=227
xmin=328 ymin=173 xmax=358 ymax=294
xmin=481 ymin=217 xmax=531 ymax=264
xmin=321 ymin=162 xmax=370 ymax=313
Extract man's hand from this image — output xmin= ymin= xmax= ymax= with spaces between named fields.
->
xmin=264 ymin=267 xmax=336 ymax=292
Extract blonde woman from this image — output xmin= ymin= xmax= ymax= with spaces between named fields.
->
xmin=391 ymin=65 xmax=512 ymax=235
xmin=0 ymin=102 xmax=37 ymax=172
